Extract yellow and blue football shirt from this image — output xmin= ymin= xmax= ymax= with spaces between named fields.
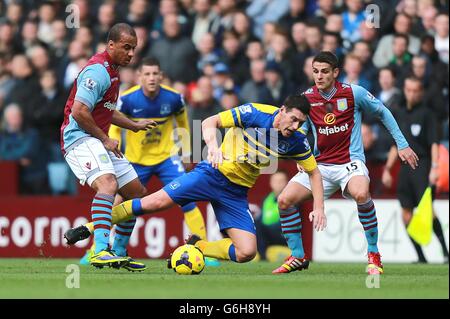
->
xmin=109 ymin=85 xmax=190 ymax=166
xmin=217 ymin=103 xmax=317 ymax=188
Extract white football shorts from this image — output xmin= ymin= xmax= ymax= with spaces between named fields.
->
xmin=64 ymin=137 xmax=138 ymax=188
xmin=290 ymin=159 xmax=370 ymax=199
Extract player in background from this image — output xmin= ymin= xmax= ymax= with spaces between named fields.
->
xmin=68 ymin=57 xmax=211 ymax=264
xmin=272 ymin=51 xmax=419 ymax=275
xmin=75 ymin=94 xmax=326 ymax=265
xmin=61 ymin=23 xmax=156 ymax=269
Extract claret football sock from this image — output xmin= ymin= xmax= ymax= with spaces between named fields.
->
xmin=183 ymin=207 xmax=207 ymax=240
xmin=112 ymin=218 xmax=137 ymax=256
xmin=357 ymin=199 xmax=379 ymax=253
xmin=279 ymin=207 xmax=305 ymax=259
xmin=91 ymin=193 xmax=114 ymax=254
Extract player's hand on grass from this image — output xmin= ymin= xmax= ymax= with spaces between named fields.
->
xmin=381 ymin=169 xmax=393 ymax=188
xmin=103 ymin=137 xmax=123 ymax=158
xmin=398 ymin=147 xmax=419 ymax=169
xmin=134 ymin=119 xmax=157 ymax=132
xmin=309 ymin=208 xmax=327 ymax=231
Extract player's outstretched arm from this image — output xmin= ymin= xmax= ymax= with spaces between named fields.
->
xmin=306 ymin=167 xmax=326 ymax=231
xmin=202 ymin=115 xmax=226 ymax=169
xmin=111 ymin=110 xmax=157 ymax=132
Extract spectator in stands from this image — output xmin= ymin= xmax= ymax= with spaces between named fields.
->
xmin=279 ymin=0 xmax=307 ymax=33
xmin=239 ymin=59 xmax=272 ymax=103
xmin=220 ymin=88 xmax=239 ymax=110
xmin=245 ymin=39 xmax=266 ymax=62
xmin=28 ymin=45 xmax=51 ymax=76
xmin=0 ymin=103 xmax=48 ymax=194
xmin=409 ymin=54 xmax=447 ymax=121
xmin=124 ymin=0 xmax=153 ymax=27
xmin=211 ymin=62 xmax=236 ymax=101
xmin=291 ymin=22 xmax=308 ymax=55
xmin=389 ymin=33 xmax=413 ymax=86
xmin=0 ymin=21 xmax=21 ymax=56
xmin=373 ymin=13 xmax=420 ymax=68
xmin=60 ymin=40 xmax=88 ymax=90
xmin=324 ymin=13 xmax=343 ymax=34
xmin=341 ymin=0 xmax=365 ymax=49
xmin=93 ymin=2 xmax=116 ymax=47
xmin=352 ymin=40 xmax=377 ymax=85
xmin=312 ymin=0 xmax=339 ymax=28
xmin=37 ymin=1 xmax=57 ymax=45
xmin=382 ymin=77 xmax=449 ymax=264
xmin=246 ymin=0 xmax=289 ymax=40
xmin=264 ymin=61 xmax=295 ymax=105
xmin=49 ymin=19 xmax=69 ymax=63
xmin=149 ymin=13 xmax=198 ymax=83
xmin=196 ymin=32 xmax=220 ymax=73
xmin=322 ymin=31 xmax=343 ymax=59
xmin=191 ymin=0 xmax=217 ymax=47
xmin=232 ymin=11 xmax=254 ymax=48
xmin=339 ymin=53 xmax=371 ymax=90
xmin=267 ymin=28 xmax=298 ymax=85
xmin=0 ymin=52 xmax=14 ymax=112
xmin=4 ymin=54 xmax=40 ymax=123
xmin=297 ymin=55 xmax=315 ymax=93
xmin=255 ymin=170 xmax=289 ymax=260
xmin=433 ymin=13 xmax=449 ymax=64
xmin=219 ymin=30 xmax=248 ymax=85
xmin=209 ymin=0 xmax=237 ymax=42
xmin=20 ymin=19 xmax=45 ymax=54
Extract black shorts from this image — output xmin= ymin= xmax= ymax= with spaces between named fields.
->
xmin=397 ymin=159 xmax=431 ymax=209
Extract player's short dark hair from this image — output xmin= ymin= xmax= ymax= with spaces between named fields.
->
xmin=379 ymin=66 xmax=397 ymax=78
xmin=107 ymin=23 xmax=136 ymax=43
xmin=139 ymin=57 xmax=161 ymax=70
xmin=283 ymin=94 xmax=311 ymax=115
xmin=313 ymin=51 xmax=339 ymax=70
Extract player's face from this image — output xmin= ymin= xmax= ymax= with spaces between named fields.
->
xmin=312 ymin=62 xmax=339 ymax=91
xmin=279 ymin=106 xmax=307 ymax=137
xmin=140 ymin=65 xmax=162 ymax=94
xmin=109 ymin=33 xmax=137 ymax=66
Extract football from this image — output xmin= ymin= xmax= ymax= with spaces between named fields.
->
xmin=170 ymin=244 xmax=205 ymax=275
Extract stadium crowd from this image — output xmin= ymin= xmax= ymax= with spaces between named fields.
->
xmin=0 ymin=0 xmax=448 ymax=195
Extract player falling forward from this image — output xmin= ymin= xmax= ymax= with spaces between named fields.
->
xmin=65 ymin=57 xmax=211 ymax=264
xmin=61 ymin=23 xmax=156 ymax=269
xmin=71 ymin=94 xmax=326 ymax=264
xmin=272 ymin=51 xmax=418 ymax=275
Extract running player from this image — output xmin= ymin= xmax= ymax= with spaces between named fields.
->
xmin=272 ymin=51 xmax=419 ymax=275
xmin=66 ymin=57 xmax=208 ymax=264
xmin=61 ymin=23 xmax=156 ymax=269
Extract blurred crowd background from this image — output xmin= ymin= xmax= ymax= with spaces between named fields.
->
xmin=0 ymin=0 xmax=448 ymax=196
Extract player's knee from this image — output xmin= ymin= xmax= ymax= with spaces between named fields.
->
xmin=95 ymin=175 xmax=118 ymax=195
xmin=277 ymin=194 xmax=294 ymax=211
xmin=235 ymin=247 xmax=257 ymax=263
xmin=353 ymin=190 xmax=370 ymax=204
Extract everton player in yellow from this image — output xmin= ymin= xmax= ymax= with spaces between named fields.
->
xmin=67 ymin=57 xmax=207 ymax=265
xmin=99 ymin=94 xmax=326 ymax=264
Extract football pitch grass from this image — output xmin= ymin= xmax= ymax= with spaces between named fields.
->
xmin=0 ymin=258 xmax=448 ymax=299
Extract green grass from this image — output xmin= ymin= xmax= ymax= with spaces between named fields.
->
xmin=0 ymin=259 xmax=447 ymax=299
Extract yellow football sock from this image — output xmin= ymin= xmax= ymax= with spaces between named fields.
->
xmin=85 ymin=200 xmax=134 ymax=233
xmin=196 ymin=238 xmax=233 ymax=260
xmin=184 ymin=207 xmax=206 ymax=240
